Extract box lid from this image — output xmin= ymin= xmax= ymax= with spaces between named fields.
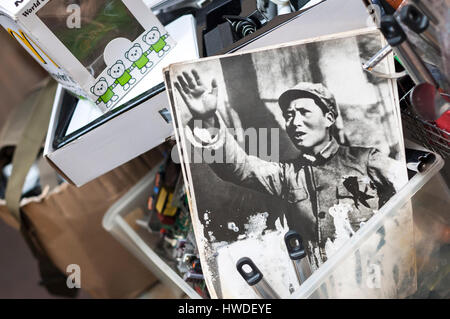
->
xmin=0 ymin=0 xmax=30 ymax=18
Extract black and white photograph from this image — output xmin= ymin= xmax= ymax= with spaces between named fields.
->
xmin=166 ymin=28 xmax=414 ymax=298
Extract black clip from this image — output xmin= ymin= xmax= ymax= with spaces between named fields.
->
xmin=406 ymin=148 xmax=436 ymax=174
xmin=417 ymin=152 xmax=436 ymax=172
xmin=284 ymin=230 xmax=306 ymax=260
xmin=399 ymin=4 xmax=429 ymax=34
xmin=236 ymin=257 xmax=263 ymax=286
xmin=380 ymin=15 xmax=406 ymax=47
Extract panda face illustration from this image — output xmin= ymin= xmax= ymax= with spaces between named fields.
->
xmin=108 ymin=61 xmax=126 ymax=79
xmin=143 ymin=28 xmax=160 ymax=45
xmin=91 ymin=78 xmax=108 ymax=96
xmin=125 ymin=44 xmax=143 ymax=62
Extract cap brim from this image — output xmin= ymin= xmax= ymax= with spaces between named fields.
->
xmin=278 ymin=89 xmax=317 ymax=110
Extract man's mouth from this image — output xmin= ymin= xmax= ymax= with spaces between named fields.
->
xmin=293 ymin=131 xmax=306 ymax=140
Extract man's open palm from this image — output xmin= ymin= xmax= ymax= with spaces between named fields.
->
xmin=175 ymin=70 xmax=218 ymax=119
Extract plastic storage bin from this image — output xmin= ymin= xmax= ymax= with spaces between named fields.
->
xmin=291 ymin=144 xmax=446 ymax=299
xmin=102 ymin=163 xmax=201 ymax=299
xmin=104 ymin=143 xmax=446 ymax=299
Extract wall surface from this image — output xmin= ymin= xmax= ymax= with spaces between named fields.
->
xmin=0 ymin=28 xmax=47 ymax=131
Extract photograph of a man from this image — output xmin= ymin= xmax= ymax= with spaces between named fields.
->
xmin=168 ymin=30 xmax=409 ymax=298
xmin=176 ymin=74 xmax=400 ymax=267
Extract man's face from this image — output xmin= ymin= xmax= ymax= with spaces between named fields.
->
xmin=284 ymin=98 xmax=334 ymax=153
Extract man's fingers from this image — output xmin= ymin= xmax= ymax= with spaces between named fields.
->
xmin=211 ymin=79 xmax=218 ymax=96
xmin=192 ymin=69 xmax=203 ymax=86
xmin=183 ymin=71 xmax=196 ymax=89
xmin=177 ymin=75 xmax=190 ymax=94
xmin=175 ymin=82 xmax=190 ymax=106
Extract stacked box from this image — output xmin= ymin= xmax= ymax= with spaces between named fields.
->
xmin=0 ymin=0 xmax=175 ymax=112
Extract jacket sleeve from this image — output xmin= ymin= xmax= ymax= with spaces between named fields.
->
xmin=185 ymin=113 xmax=286 ymax=197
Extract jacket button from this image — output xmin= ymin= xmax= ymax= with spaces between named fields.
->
xmin=318 ymin=211 xmax=326 ymax=219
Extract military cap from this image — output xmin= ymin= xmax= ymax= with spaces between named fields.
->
xmin=278 ymin=82 xmax=338 ymax=119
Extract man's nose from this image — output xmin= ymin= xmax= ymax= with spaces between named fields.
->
xmin=292 ymin=111 xmax=304 ymax=127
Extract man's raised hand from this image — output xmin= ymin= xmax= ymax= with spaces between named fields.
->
xmin=175 ymin=70 xmax=218 ymax=121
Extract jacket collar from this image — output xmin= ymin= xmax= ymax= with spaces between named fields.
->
xmin=300 ymin=137 xmax=340 ymax=164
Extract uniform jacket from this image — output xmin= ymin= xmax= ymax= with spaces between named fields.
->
xmin=187 ymin=114 xmax=400 ymax=268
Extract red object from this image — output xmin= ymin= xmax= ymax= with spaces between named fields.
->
xmin=155 ymin=173 xmax=161 ymax=187
xmin=436 ymin=110 xmax=450 ymax=133
xmin=435 ymin=110 xmax=450 ymax=149
xmin=434 ymin=90 xmax=450 ymax=147
xmin=157 ymin=213 xmax=175 ymax=225
xmin=383 ymin=0 xmax=404 ymax=9
xmin=194 ymin=285 xmax=207 ymax=298
xmin=147 ymin=197 xmax=154 ymax=211
xmin=440 ymin=226 xmax=450 ymax=244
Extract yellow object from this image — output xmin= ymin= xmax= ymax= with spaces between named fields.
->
xmin=155 ymin=187 xmax=168 ymax=213
xmin=8 ymin=29 xmax=59 ymax=67
xmin=162 ymin=193 xmax=178 ymax=217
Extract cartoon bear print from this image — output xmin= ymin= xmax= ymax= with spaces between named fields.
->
xmin=107 ymin=60 xmax=136 ymax=91
xmin=90 ymin=77 xmax=118 ymax=108
xmin=143 ymin=27 xmax=170 ymax=58
xmin=125 ymin=43 xmax=154 ymax=74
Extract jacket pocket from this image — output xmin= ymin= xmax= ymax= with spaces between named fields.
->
xmin=336 ymin=178 xmax=377 ymax=208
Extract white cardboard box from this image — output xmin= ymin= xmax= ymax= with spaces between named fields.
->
xmin=44 ymin=14 xmax=198 ymax=186
xmin=0 ymin=0 xmax=175 ymax=112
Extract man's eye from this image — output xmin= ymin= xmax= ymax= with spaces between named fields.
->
xmin=300 ymin=109 xmax=311 ymax=116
